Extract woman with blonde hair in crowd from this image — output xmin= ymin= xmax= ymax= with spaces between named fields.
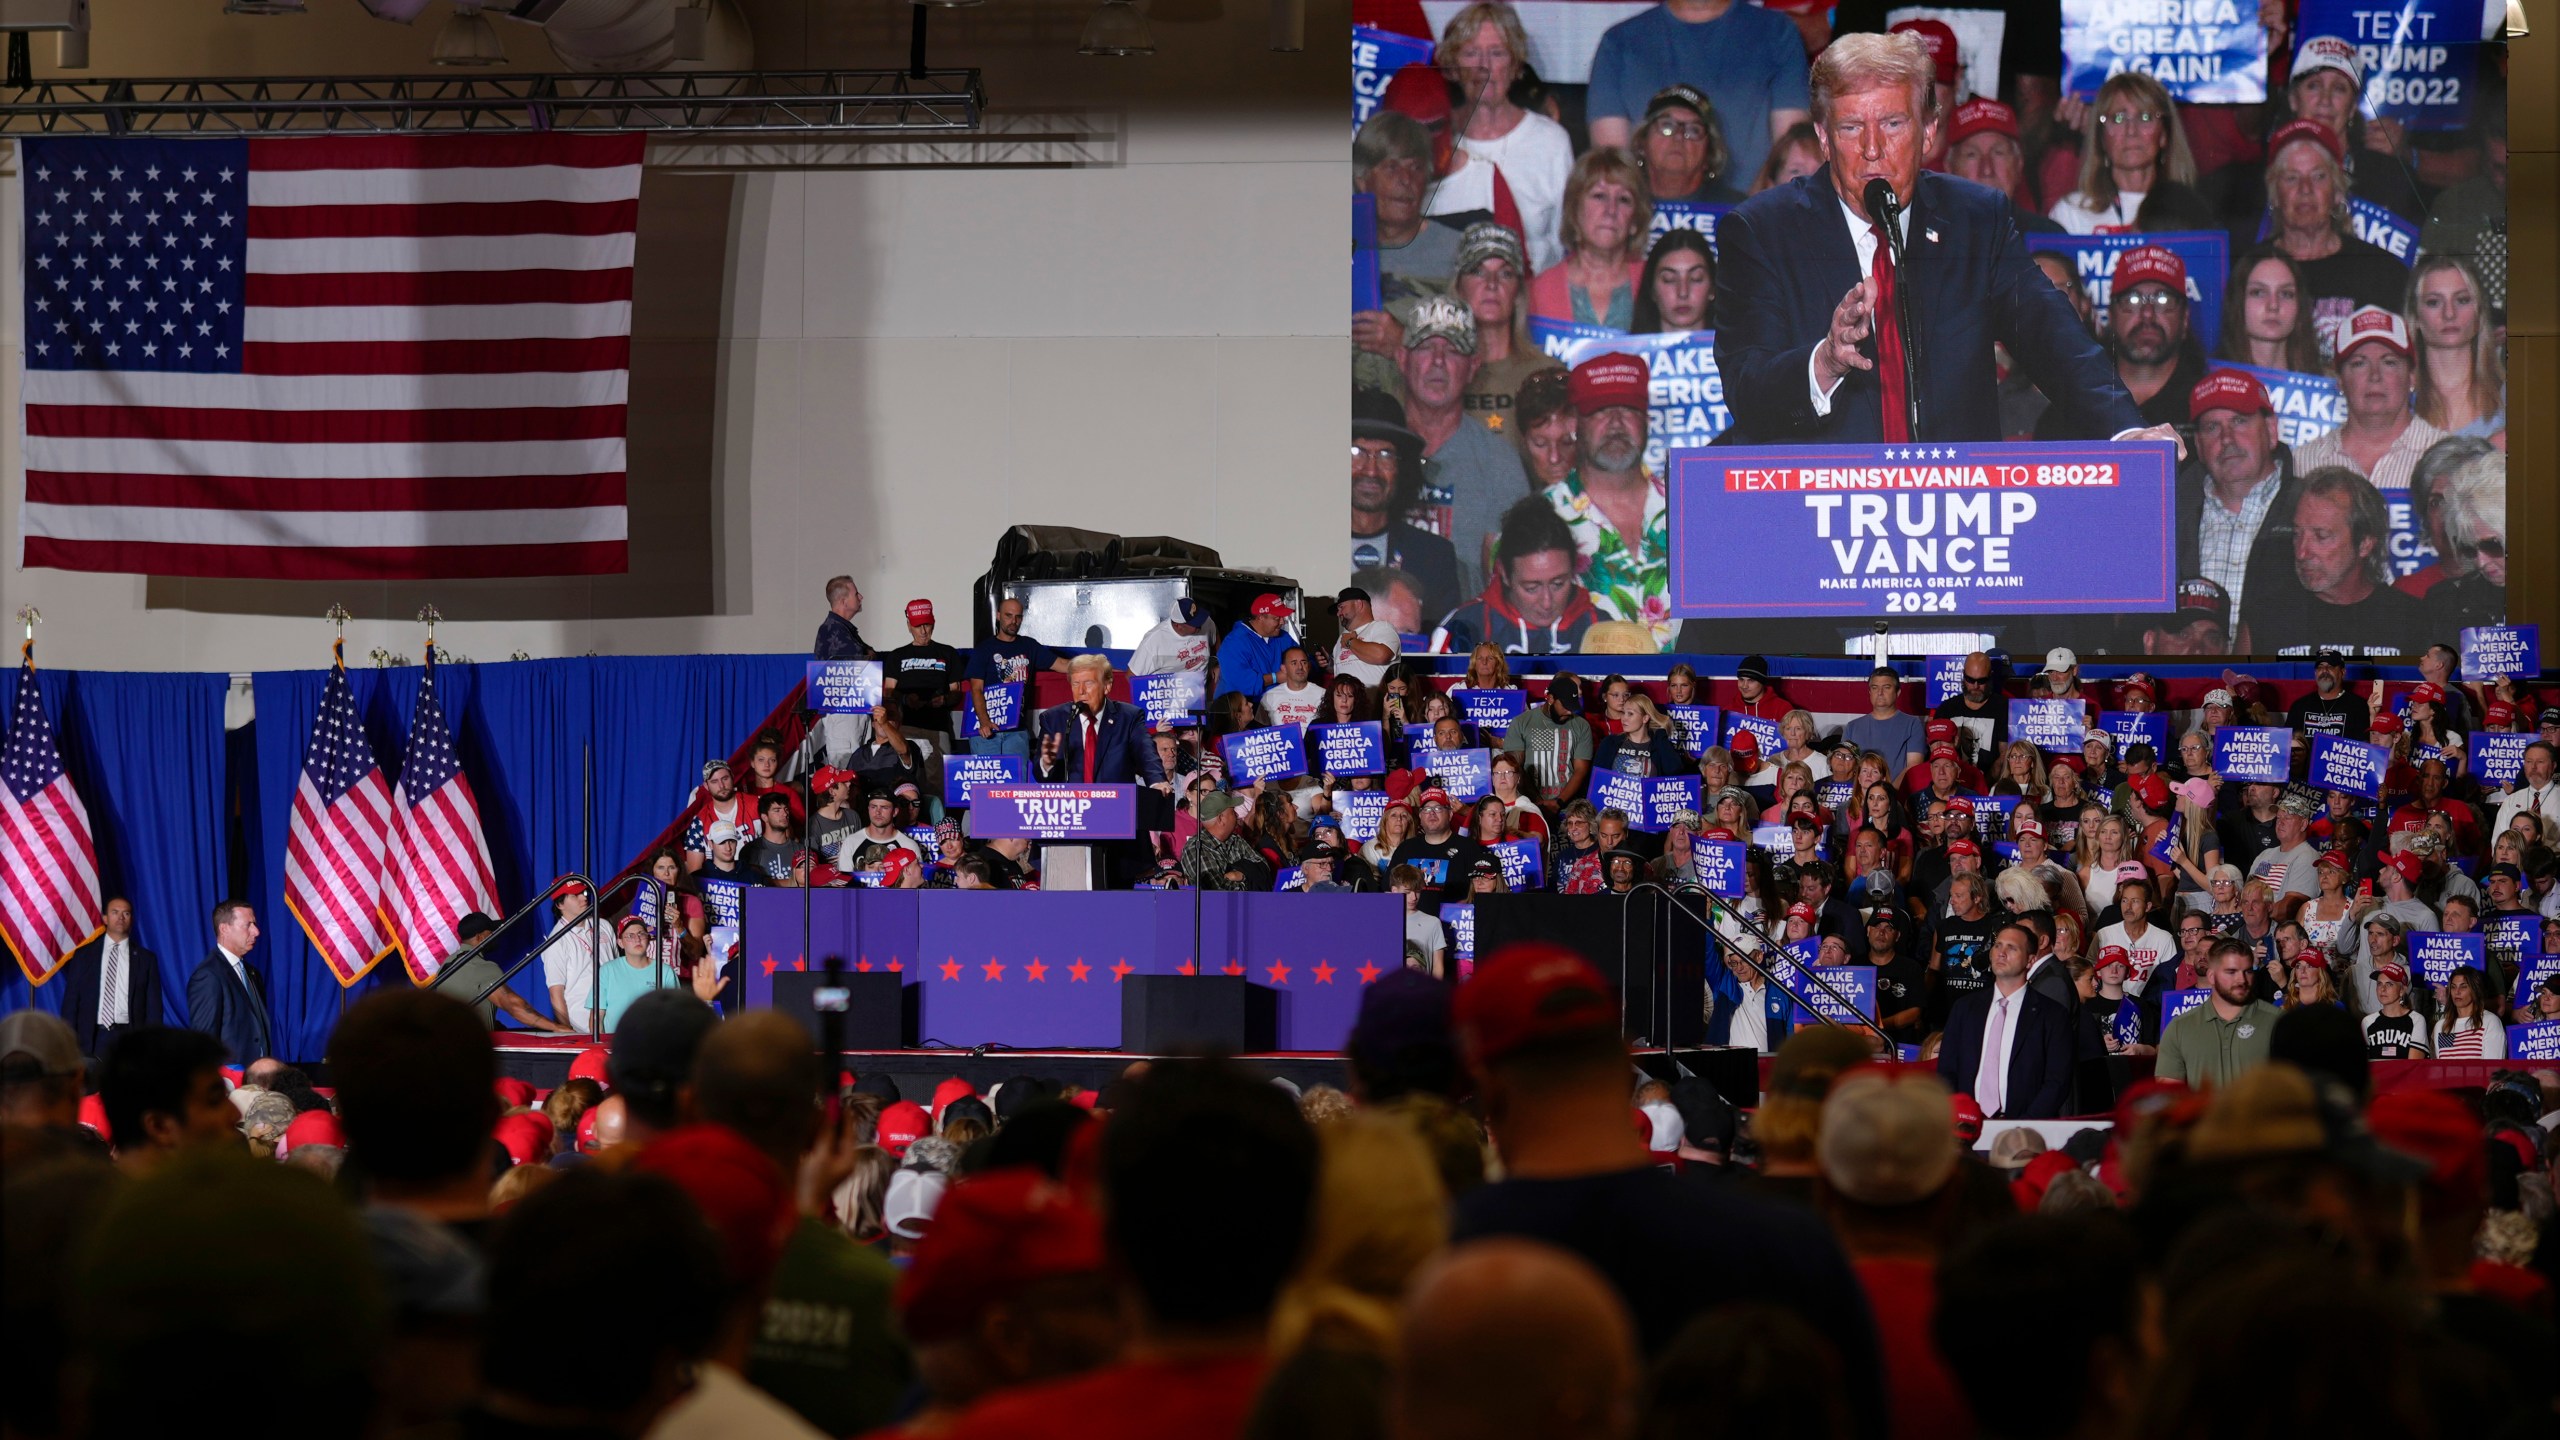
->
xmin=2050 ymin=72 xmax=2195 ymax=235
xmin=2288 ymin=949 xmax=2343 ymax=1010
xmin=1461 ymin=643 xmax=1513 ymax=693
xmin=2219 ymin=245 xmax=2325 ymax=374
xmin=1529 ymin=147 xmax=1652 ymax=329
xmin=1990 ymin=741 xmax=2049 ymax=805
xmin=1438 ymin=2 xmax=1572 ymax=269
xmin=2429 ymin=447 xmax=2508 ymax=633
xmin=1251 ymin=1113 xmax=1451 ymax=1435
xmin=2408 ymin=254 xmax=2504 ymax=440
xmin=832 ymin=1144 xmax=897 ymax=1246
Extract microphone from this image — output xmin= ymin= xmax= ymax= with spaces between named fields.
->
xmin=1861 ymin=177 xmax=1900 ymax=228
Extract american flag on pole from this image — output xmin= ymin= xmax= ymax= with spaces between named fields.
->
xmin=17 ymin=133 xmax=639 ymax=580
xmin=381 ymin=653 xmax=498 ymax=984
xmin=1 ymin=644 xmax=103 ymax=986
xmin=287 ymin=645 xmax=396 ymax=987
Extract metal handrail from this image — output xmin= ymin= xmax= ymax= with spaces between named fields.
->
xmin=428 ymin=869 xmax=648 ymax=1040
xmin=1624 ymin=880 xmax=1895 ymax=1054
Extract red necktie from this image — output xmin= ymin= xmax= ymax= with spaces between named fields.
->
xmin=1083 ymin=714 xmax=1099 ymax=783
xmin=1868 ymin=222 xmax=1911 ymax=442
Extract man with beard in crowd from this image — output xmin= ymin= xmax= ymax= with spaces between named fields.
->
xmin=2041 ymin=245 xmax=2204 ymax=436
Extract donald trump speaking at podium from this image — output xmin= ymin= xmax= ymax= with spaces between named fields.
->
xmin=1716 ymin=32 xmax=2181 ymax=451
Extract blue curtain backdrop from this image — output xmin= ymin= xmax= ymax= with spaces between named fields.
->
xmin=10 ymin=653 xmax=802 ymax=1061
xmin=0 ymin=668 xmax=231 ymax=1024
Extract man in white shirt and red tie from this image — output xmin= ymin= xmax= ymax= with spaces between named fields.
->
xmin=2490 ymin=742 xmax=2560 ymax=839
xmin=1935 ymin=921 xmax=2074 ymax=1119
xmin=61 ymin=895 xmax=161 ymax=1059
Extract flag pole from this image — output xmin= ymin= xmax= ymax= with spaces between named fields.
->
xmin=325 ymin=603 xmax=351 ymax=1024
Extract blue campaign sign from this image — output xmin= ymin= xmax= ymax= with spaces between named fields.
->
xmin=1453 ymin=689 xmax=1529 ymax=737
xmin=2010 ymin=698 xmax=2088 ymax=754
xmin=2213 ymin=726 xmax=2291 ymax=783
xmin=942 ymin=754 xmax=1025 ymax=809
xmin=1666 ymin=442 xmax=2178 ymax=620
xmin=2024 ymin=230 xmax=2232 ymax=352
xmin=955 ymin=682 xmax=1023 ymax=738
xmin=2470 ymin=732 xmax=2533 ymax=788
xmin=971 ymin=785 xmax=1138 ymax=841
xmin=1696 ymin=839 xmax=1748 ymax=896
xmin=1489 ymin=839 xmax=1543 ymax=892
xmin=1419 ymin=747 xmax=1492 ymax=803
xmin=1927 ymin=654 xmax=1969 ymax=708
xmin=1353 ymin=192 xmax=1380 ymax=315
xmin=1529 ymin=320 xmax=1729 ymax=469
xmin=1967 ymin=794 xmax=2021 ymax=844
xmin=2298 ymin=0 xmax=2484 ymax=127
xmin=2516 ymin=951 xmax=2560 ymax=1011
xmin=1309 ymin=722 xmax=1387 ymax=777
xmin=2410 ymin=930 xmax=2483 ymax=988
xmin=1666 ymin=704 xmax=1722 ymax=757
xmin=1334 ymin=790 xmax=1390 ymax=842
xmin=1352 ymin=25 xmax=1438 ymax=128
xmin=805 ymin=660 xmax=885 ymax=714
xmin=1647 ymin=199 xmax=1731 ymax=251
xmin=2488 ymin=916 xmax=2538 ymax=965
xmin=2229 ymin=363 xmax=2345 ymax=449
xmin=1817 ymin=778 xmax=1856 ymax=815
xmin=1402 ymin=722 xmax=1438 ymax=754
xmin=1794 ymin=964 xmax=1878 ymax=1027
xmin=1221 ymin=724 xmax=1308 ymax=784
xmin=2460 ymin=624 xmax=2539 ymax=679
xmin=2099 ymin=711 xmax=2169 ymax=761
xmin=1133 ymin=672 xmax=1205 ymax=727
xmin=2309 ymin=733 xmax=2390 ymax=799
xmin=1751 ymin=823 xmax=1797 ymax=858
xmin=1643 ymin=776 xmax=1704 ymax=831
xmin=2159 ymin=987 xmax=2211 ymax=1025
xmin=2063 ymin=0 xmax=2269 ymax=102
xmin=1445 ymin=903 xmax=1477 ymax=964
xmin=1725 ymin=712 xmax=1782 ymax=756
xmin=2514 ymin=1019 xmax=2560 ymax=1063
xmin=2147 ymin=810 xmax=2185 ymax=868
xmin=1589 ymin=769 xmax=1647 ymax=820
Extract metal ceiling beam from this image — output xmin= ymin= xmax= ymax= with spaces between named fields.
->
xmin=0 ymin=69 xmax=985 ymax=136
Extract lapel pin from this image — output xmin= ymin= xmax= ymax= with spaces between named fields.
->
xmin=1924 ymin=227 xmax=1939 ymax=243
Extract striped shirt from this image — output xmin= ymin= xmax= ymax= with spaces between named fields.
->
xmin=2291 ymin=414 xmax=2450 ymax=493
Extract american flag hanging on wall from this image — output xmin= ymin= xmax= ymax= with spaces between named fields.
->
xmin=287 ymin=642 xmax=396 ymax=987
xmin=381 ymin=652 xmax=499 ymax=985
xmin=17 ymin=133 xmax=639 ymax=580
xmin=0 ymin=642 xmax=102 ymax=985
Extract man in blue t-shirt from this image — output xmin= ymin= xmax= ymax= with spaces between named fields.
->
xmin=1842 ymin=666 xmax=1927 ymax=774
xmin=1585 ymin=0 xmax=1813 ymax=192
xmin=964 ymin=593 xmax=1067 ymax=762
xmin=1212 ymin=593 xmax=1301 ymax=701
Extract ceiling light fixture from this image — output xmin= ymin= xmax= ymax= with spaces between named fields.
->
xmin=432 ymin=0 xmax=507 ymax=65
xmin=1078 ymin=0 xmax=1154 ymax=55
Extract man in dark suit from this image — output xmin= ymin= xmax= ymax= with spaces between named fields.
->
xmin=59 ymin=895 xmax=161 ymax=1058
xmin=1033 ymin=654 xmax=1170 ymax=888
xmin=1716 ymin=32 xmax=2173 ymax=449
xmin=1935 ymin=921 xmax=2074 ymax=1119
xmin=186 ymin=898 xmax=272 ymax=1064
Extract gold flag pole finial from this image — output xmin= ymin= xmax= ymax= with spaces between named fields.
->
xmin=325 ymin=603 xmax=352 ymax=668
xmin=15 ymin=605 xmax=37 ymax=661
xmin=418 ymin=604 xmax=442 ymax=664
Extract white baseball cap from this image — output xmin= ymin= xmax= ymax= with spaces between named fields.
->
xmin=885 ymin=1168 xmax=949 ymax=1240
xmin=2292 ymin=34 xmax=2362 ymax=87
xmin=2043 ymin=647 xmax=2077 ymax=673
xmin=706 ymin=820 xmax=742 ymax=846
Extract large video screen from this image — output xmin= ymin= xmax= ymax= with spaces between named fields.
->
xmin=1352 ymin=2 xmax=2508 ymax=658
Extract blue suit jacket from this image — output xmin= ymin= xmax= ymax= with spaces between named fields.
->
xmin=1033 ymin=700 xmax=1167 ymax=787
xmin=186 ymin=949 xmax=272 ymax=1064
xmin=1716 ymin=171 xmax=2142 ymax=444
xmin=1934 ymin=982 xmax=2075 ymax=1119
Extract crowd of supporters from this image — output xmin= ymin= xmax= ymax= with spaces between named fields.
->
xmin=7 ymin=932 xmax=2558 ymax=1440
xmin=1353 ymin=1 xmax=2509 ymax=655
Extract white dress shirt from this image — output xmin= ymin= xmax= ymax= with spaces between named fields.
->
xmin=2493 ymin=780 xmax=2560 ymax=838
xmin=1730 ymin=981 xmax=1770 ymax=1054
xmin=1977 ymin=983 xmax=2026 ymax=1115
xmin=1809 ymin=192 xmax=1908 ymax=414
xmin=100 ymin=936 xmax=131 ymax=1026
xmin=219 ymin=943 xmax=254 ymax=993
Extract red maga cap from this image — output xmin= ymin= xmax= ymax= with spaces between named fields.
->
xmin=2269 ymin=116 xmax=2345 ymax=165
xmin=569 ymin=1045 xmax=612 ymax=1086
xmin=1946 ymin=95 xmax=2017 ymax=146
xmin=1250 ymin=592 xmax=1295 ymax=618
xmin=1454 ymin=942 xmax=1620 ymax=1067
xmin=2189 ymin=368 xmax=2273 ymax=418
xmin=2409 ymin=681 xmax=2445 ymax=706
xmin=876 ymin=1100 xmax=931 ymax=1155
xmin=2112 ymin=245 xmax=2186 ymax=296
xmin=905 ymin=599 xmax=935 ymax=626
xmin=1890 ymin=17 xmax=1960 ymax=85
xmin=1567 ymin=352 xmax=1650 ymax=415
xmin=1926 ymin=718 xmax=1958 ymax=742
xmin=280 ymin=1109 xmax=346 ymax=1156
xmin=1947 ymin=837 xmax=1981 ymax=858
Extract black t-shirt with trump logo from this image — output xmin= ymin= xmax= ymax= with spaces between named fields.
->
xmin=2362 ymin=1009 xmax=2428 ymax=1059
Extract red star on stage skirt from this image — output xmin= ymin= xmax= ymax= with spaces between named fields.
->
xmin=939 ymin=958 xmax=963 ymax=982
xmin=1111 ymin=960 xmax=1134 ymax=982
xmin=1356 ymin=963 xmax=1383 ymax=984
xmin=1311 ymin=961 xmax=1336 ymax=984
xmin=1025 ymin=960 xmax=1049 ymax=982
xmin=1068 ymin=959 xmax=1092 ymax=982
xmin=1265 ymin=961 xmax=1292 ymax=985
xmin=981 ymin=958 xmax=1006 ymax=982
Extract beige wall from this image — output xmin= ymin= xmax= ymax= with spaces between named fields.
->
xmin=1 ymin=1 xmax=1348 ymax=670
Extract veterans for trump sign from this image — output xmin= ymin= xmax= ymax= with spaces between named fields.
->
xmin=1667 ymin=443 xmax=2177 ymax=620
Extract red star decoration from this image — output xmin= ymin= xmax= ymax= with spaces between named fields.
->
xmin=1025 ymin=959 xmax=1049 ymax=983
xmin=792 ymin=957 xmax=807 ymax=972
xmin=981 ymin=958 xmax=1006 ymax=982
xmin=1221 ymin=961 xmax=1244 ymax=977
xmin=1068 ymin=959 xmax=1092 ymax=983
xmin=760 ymin=957 xmax=779 ymax=977
xmin=854 ymin=958 xmax=873 ymax=972
xmin=1266 ymin=961 xmax=1292 ymax=985
xmin=1311 ymin=961 xmax=1337 ymax=984
xmin=1177 ymin=960 xmax=1196 ymax=976
xmin=888 ymin=959 xmax=903 ymax=972
xmin=939 ymin=958 xmax=963 ymax=982
xmin=1111 ymin=960 xmax=1134 ymax=982
xmin=1356 ymin=962 xmax=1383 ymax=984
